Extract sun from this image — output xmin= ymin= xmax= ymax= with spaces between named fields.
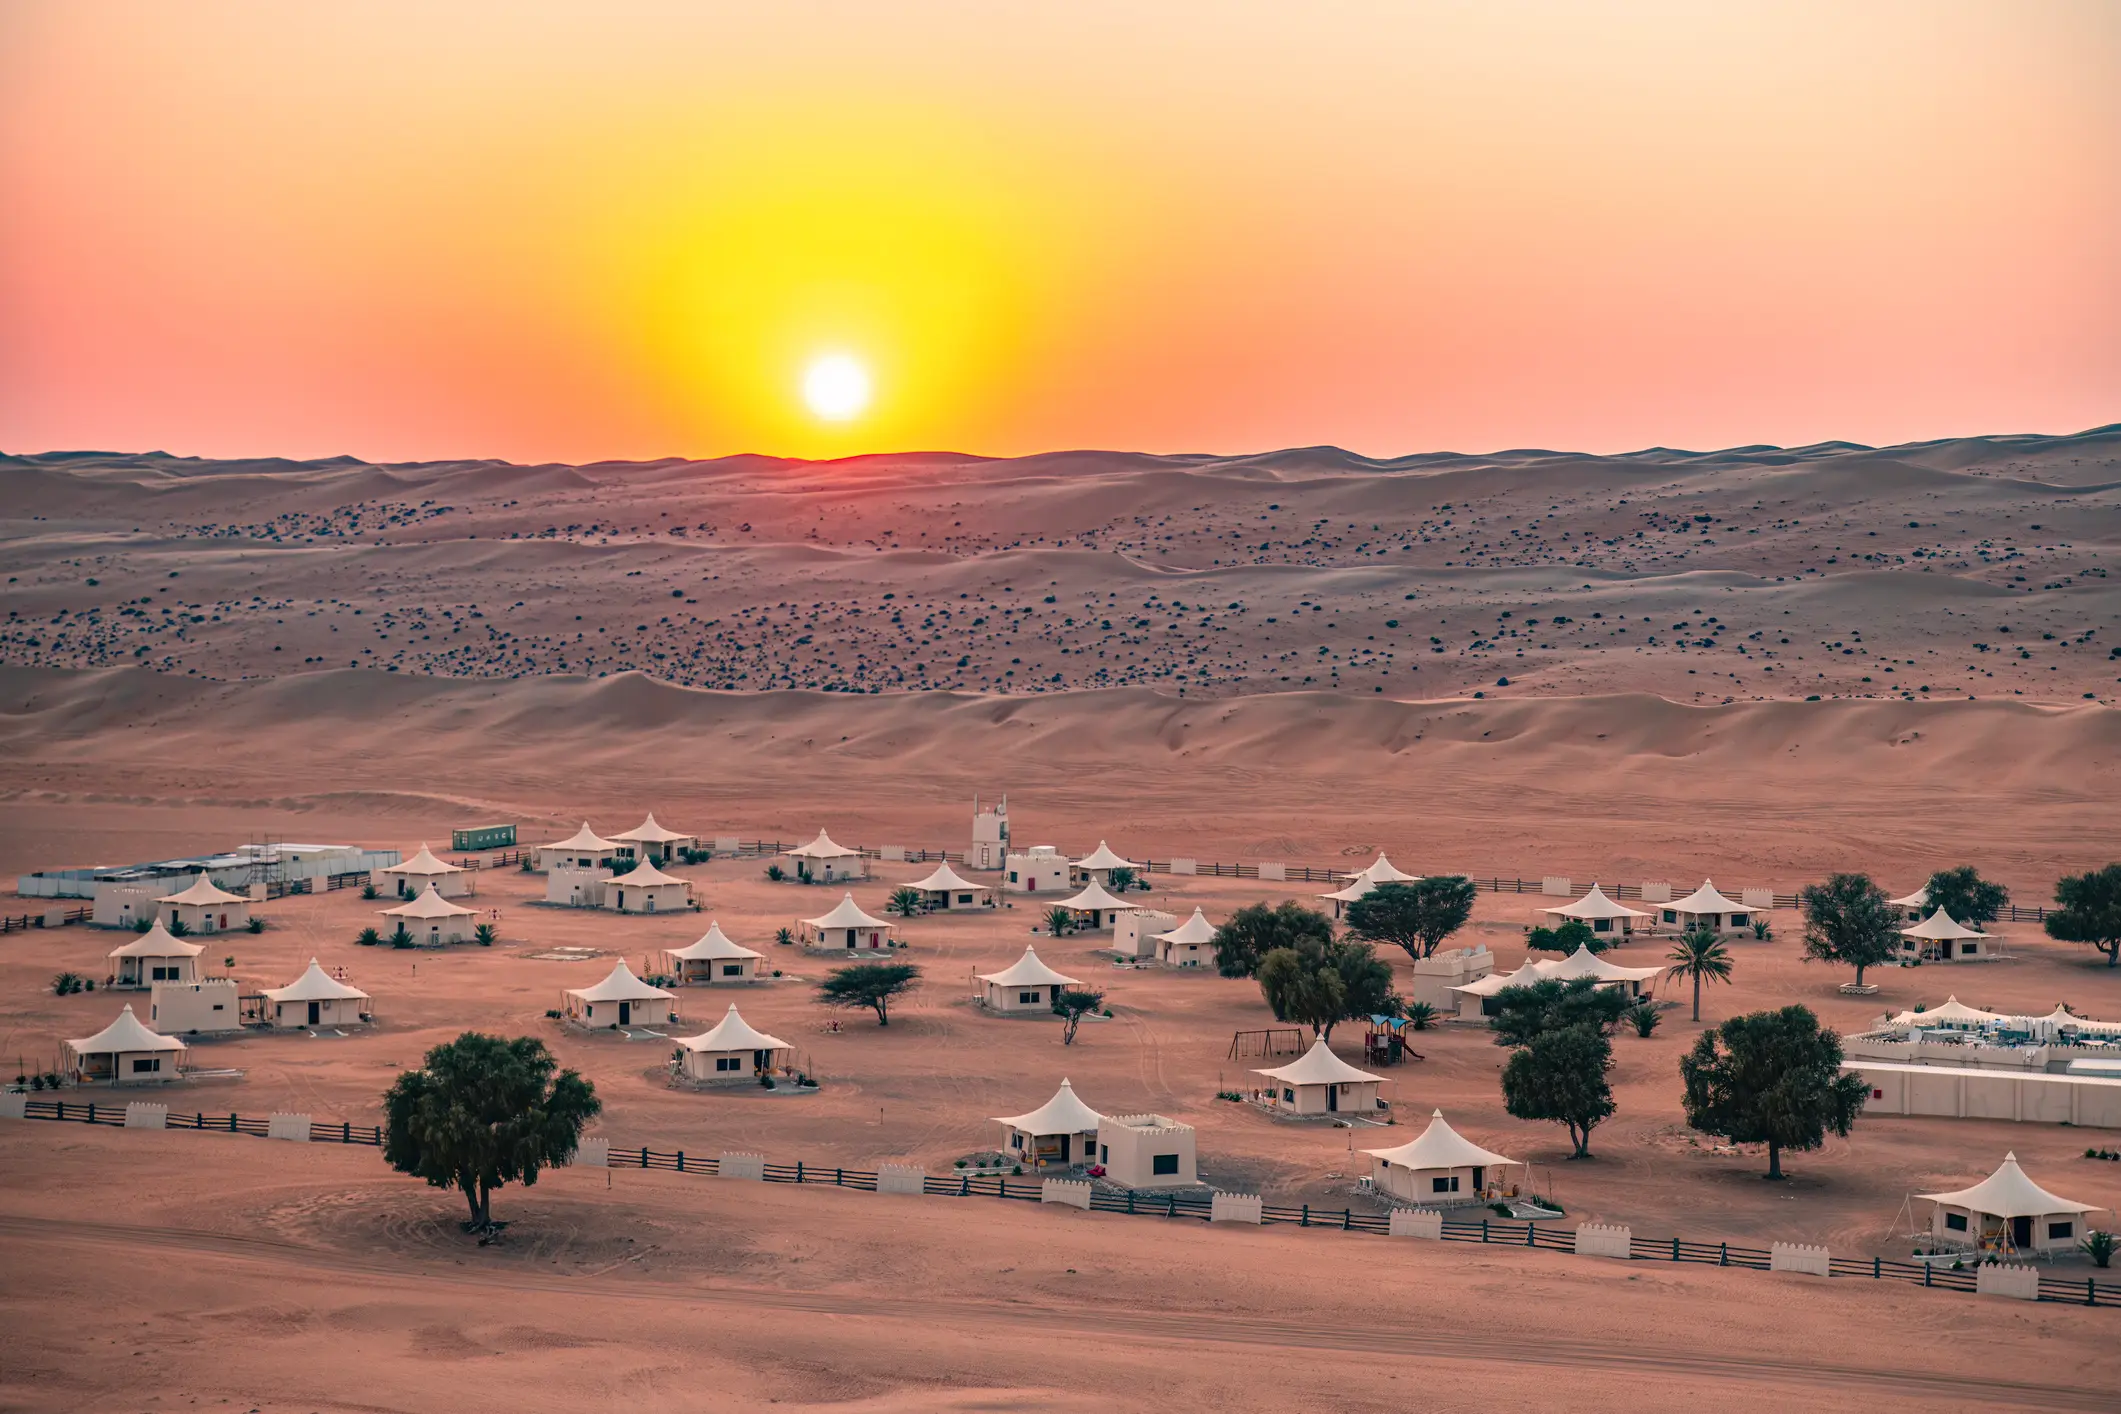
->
xmin=802 ymin=353 xmax=872 ymax=422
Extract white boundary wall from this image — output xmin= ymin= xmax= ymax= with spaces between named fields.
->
xmin=1769 ymin=1242 xmax=1830 ymax=1276
xmin=124 ymin=1102 xmax=168 ymax=1130
xmin=1976 ymin=1263 xmax=2041 ymax=1301
xmin=1541 ymin=877 xmax=1572 ymax=897
xmin=1574 ymin=1223 xmax=1632 ymax=1259
xmin=1388 ymin=1209 xmax=1443 ymax=1239
xmin=717 ymin=1152 xmax=766 ymax=1181
xmin=266 ymin=1112 xmax=311 ymax=1142
xmin=877 ymin=1164 xmax=926 ymax=1196
xmin=1210 ymin=1193 xmax=1263 ymax=1225
xmin=0 ymin=1092 xmax=26 ymax=1121
xmin=1041 ymin=1178 xmax=1092 ymax=1209
xmin=1168 ymin=858 xmax=1197 ymax=876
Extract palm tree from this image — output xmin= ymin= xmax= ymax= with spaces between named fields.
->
xmin=1043 ymin=906 xmax=1076 ymax=938
xmin=885 ymin=886 xmax=924 ymax=919
xmin=356 ymin=926 xmax=381 ymax=946
xmin=1664 ymin=929 xmax=1734 ymax=1022
xmin=473 ymin=923 xmax=499 ymax=947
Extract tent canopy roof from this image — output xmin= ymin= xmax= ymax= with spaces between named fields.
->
xmin=994 ymin=1078 xmax=1103 ymax=1135
xmin=1057 ymin=880 xmax=1131 ymax=912
xmin=1889 ymin=886 xmax=1931 ymax=909
xmin=668 ymin=922 xmax=761 ymax=961
xmin=1888 ymin=995 xmax=2004 ymax=1027
xmin=910 ymin=861 xmax=983 ymax=893
xmin=1072 ymin=841 xmax=1136 ymax=871
xmin=1544 ymin=884 xmax=1651 ymax=922
xmin=1667 ymin=880 xmax=1749 ymax=915
xmin=1919 ymin=1153 xmax=2098 ymax=1219
xmin=1453 ymin=961 xmax=1548 ymax=997
xmin=566 ymin=959 xmax=674 ymax=1004
xmin=612 ymin=813 xmax=691 ymax=844
xmin=803 ymin=893 xmax=893 ymax=930
xmin=262 ymin=959 xmax=370 ymax=1003
xmin=1901 ymin=908 xmax=1989 ymax=941
xmin=1255 ymin=1037 xmax=1384 ymax=1088
xmin=108 ymin=921 xmax=204 ymax=960
xmin=1155 ymin=907 xmax=1218 ymax=947
xmin=381 ymin=883 xmax=478 ymax=919
xmin=613 ymin=859 xmax=687 ymax=889
xmin=1320 ymin=880 xmax=1373 ymax=903
xmin=544 ymin=822 xmax=614 ymax=852
xmin=382 ymin=844 xmax=462 ymax=877
xmin=675 ymin=1004 xmax=790 ymax=1053
xmin=787 ymin=829 xmax=860 ymax=859
xmin=977 ymin=946 xmax=1081 ymax=989
xmin=1348 ymin=853 xmax=1420 ymax=885
xmin=157 ymin=873 xmax=248 ymax=906
xmin=1363 ymin=1110 xmax=1519 ymax=1172
xmin=68 ymin=1004 xmax=186 ymax=1055
xmin=1540 ymin=945 xmax=1663 ymax=984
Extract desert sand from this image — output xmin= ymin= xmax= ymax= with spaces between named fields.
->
xmin=4 ymin=433 xmax=2120 ymax=1411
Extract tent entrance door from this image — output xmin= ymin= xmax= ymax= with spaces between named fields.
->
xmin=619 ymin=1001 xmax=633 ymax=1026
xmin=307 ymin=1001 xmax=321 ymax=1025
xmin=1327 ymin=1086 xmax=1339 ymax=1113
xmin=2012 ymin=1215 xmax=2033 ymax=1248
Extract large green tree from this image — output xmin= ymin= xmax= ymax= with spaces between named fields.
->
xmin=1664 ymin=929 xmax=1735 ymax=1023
xmin=1678 ymin=1005 xmax=1867 ymax=1180
xmin=2046 ymin=864 xmax=2121 ymax=967
xmin=1922 ymin=865 xmax=2009 ymax=928
xmin=1212 ymin=899 xmax=1335 ymax=979
xmin=1488 ymin=976 xmax=1630 ymax=1048
xmin=1799 ymin=872 xmax=1898 ymax=987
xmin=1255 ymin=937 xmax=1397 ymax=1040
xmin=1053 ymin=987 xmax=1105 ymax=1046
xmin=1502 ymin=1025 xmax=1615 ymax=1158
xmin=817 ymin=962 xmax=922 ymax=1025
xmin=1525 ymin=918 xmax=1603 ymax=954
xmin=382 ymin=1032 xmax=601 ymax=1231
xmin=1345 ymin=876 xmax=1478 ymax=960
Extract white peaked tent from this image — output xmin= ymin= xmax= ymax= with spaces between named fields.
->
xmin=1899 ymin=908 xmax=1995 ymax=962
xmin=67 ymin=1004 xmax=186 ymax=1084
xmin=995 ymin=1079 xmax=1104 ymax=1168
xmin=381 ymin=883 xmax=480 ymax=945
xmin=1542 ymin=883 xmax=1651 ymax=937
xmin=2027 ymin=1005 xmax=2121 ymax=1039
xmin=537 ymin=822 xmax=615 ymax=872
xmin=1364 ymin=1110 xmax=1521 ymax=1206
xmin=664 ymin=922 xmax=763 ymax=984
xmin=908 ymin=860 xmax=993 ymax=910
xmin=1254 ymin=1038 xmax=1384 ymax=1117
xmin=1072 ymin=841 xmax=1137 ymax=884
xmin=611 ymin=812 xmax=695 ymax=862
xmin=673 ymin=1004 xmax=794 ymax=1083
xmin=261 ymin=959 xmax=372 ymax=1029
xmin=1449 ymin=960 xmax=1549 ymax=1019
xmin=1889 ymin=885 xmax=1932 ymax=921
xmin=1888 ymin=995 xmax=2005 ymax=1029
xmin=1154 ymin=907 xmax=1219 ymax=968
xmin=564 ymin=960 xmax=675 ymax=1028
xmin=157 ymin=873 xmax=251 ymax=934
xmin=1349 ymin=853 xmax=1420 ymax=885
xmin=785 ymin=829 xmax=866 ymax=881
xmin=1659 ymin=880 xmax=1755 ymax=935
xmin=1054 ymin=878 xmax=1133 ymax=930
xmin=1538 ymin=945 xmax=1663 ymax=998
xmin=1320 ymin=878 xmax=1373 ymax=918
xmin=608 ymin=858 xmax=693 ymax=915
xmin=800 ymin=893 xmax=895 ymax=951
xmin=108 ymin=921 xmax=204 ymax=988
xmin=1919 ymin=1153 xmax=2102 ymax=1254
xmin=976 ymin=946 xmax=1081 ymax=1013
xmin=378 ymin=844 xmax=474 ymax=899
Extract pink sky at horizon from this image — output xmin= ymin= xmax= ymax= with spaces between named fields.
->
xmin=2 ymin=1 xmax=2117 ymax=465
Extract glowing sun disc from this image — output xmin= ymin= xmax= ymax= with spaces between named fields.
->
xmin=803 ymin=354 xmax=871 ymax=421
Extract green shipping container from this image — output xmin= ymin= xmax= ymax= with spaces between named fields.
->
xmin=451 ymin=824 xmax=517 ymax=852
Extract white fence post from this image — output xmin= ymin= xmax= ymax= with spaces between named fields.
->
xmin=880 ymin=846 xmax=906 ymax=863
xmin=876 ymin=1163 xmax=926 ymax=1196
xmin=717 ymin=1151 xmax=766 ymax=1181
xmin=1641 ymin=882 xmax=1672 ymax=904
xmin=124 ymin=1102 xmax=169 ymax=1130
xmin=1040 ymin=1178 xmax=1093 ymax=1209
xmin=1975 ymin=1263 xmax=2041 ymax=1301
xmin=0 ymin=1092 xmax=26 ymax=1121
xmin=1388 ymin=1209 xmax=1443 ymax=1239
xmin=1258 ymin=863 xmax=1286 ymax=882
xmin=1768 ymin=1242 xmax=1830 ymax=1277
xmin=1168 ymin=858 xmax=1197 ymax=876
xmin=266 ymin=1112 xmax=312 ymax=1142
xmin=1210 ymin=1193 xmax=1263 ymax=1224
xmin=1741 ymin=888 xmax=1775 ymax=911
xmin=1573 ymin=1223 xmax=1632 ymax=1259
xmin=571 ymin=1137 xmax=611 ymax=1168
xmin=1541 ymin=877 xmax=1572 ymax=897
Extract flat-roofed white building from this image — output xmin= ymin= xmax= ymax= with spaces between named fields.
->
xmin=150 ymin=978 xmax=241 ymax=1036
xmin=1898 ymin=908 xmax=1996 ymax=962
xmin=1154 ymin=908 xmax=1218 ymax=969
xmin=785 ymin=829 xmax=866 ymax=882
xmin=1004 ymin=845 xmax=1070 ymax=895
xmin=672 ymin=1004 xmax=793 ymax=1084
xmin=66 ymin=1004 xmax=186 ymax=1085
xmin=380 ymin=883 xmax=480 ymax=946
xmin=907 ymin=861 xmax=993 ymax=911
xmin=1541 ymin=883 xmax=1651 ymax=939
xmin=1253 ymin=1038 xmax=1384 ymax=1117
xmin=664 ymin=922 xmax=763 ymax=985
xmin=536 ymin=823 xmax=616 ymax=874
xmin=1363 ymin=1109 xmax=1520 ymax=1207
xmin=377 ymin=844 xmax=474 ymax=900
xmin=1097 ymin=1114 xmax=1196 ymax=1188
xmin=1112 ymin=910 xmax=1174 ymax=960
xmin=1656 ymin=880 xmax=1755 ymax=935
xmin=995 ymin=1079 xmax=1102 ymax=1169
xmin=156 ymin=874 xmax=250 ymax=935
xmin=1919 ymin=1152 xmax=2101 ymax=1256
xmin=1411 ymin=945 xmax=1493 ymax=1012
xmin=260 ymin=959 xmax=372 ymax=1029
xmin=564 ymin=960 xmax=676 ymax=1029
xmin=107 ymin=922 xmax=203 ymax=989
xmin=799 ymin=893 xmax=895 ymax=952
xmin=611 ymin=813 xmax=695 ymax=865
xmin=546 ymin=863 xmax=610 ymax=908
xmin=608 ymin=859 xmax=694 ymax=914
xmin=976 ymin=947 xmax=1080 ymax=1013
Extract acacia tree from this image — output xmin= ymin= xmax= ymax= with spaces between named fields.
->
xmin=1053 ymin=987 xmax=1106 ymax=1046
xmin=1799 ymin=872 xmax=1897 ymax=987
xmin=1922 ymin=865 xmax=2009 ymax=928
xmin=1664 ymin=928 xmax=1734 ymax=1023
xmin=1255 ymin=937 xmax=1397 ymax=1041
xmin=381 ymin=1032 xmax=601 ymax=1232
xmin=1502 ymin=1024 xmax=1615 ymax=1158
xmin=2046 ymin=864 xmax=2121 ymax=967
xmin=1678 ymin=1005 xmax=1867 ymax=1180
xmin=1212 ymin=899 xmax=1334 ymax=979
xmin=1488 ymin=976 xmax=1630 ymax=1048
xmin=816 ymin=962 xmax=921 ymax=1025
xmin=1525 ymin=919 xmax=1601 ymax=954
xmin=1346 ymin=876 xmax=1477 ymax=960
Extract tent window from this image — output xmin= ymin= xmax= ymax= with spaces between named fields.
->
xmin=1152 ymin=1153 xmax=1179 ymax=1176
xmin=1019 ymin=991 xmax=1040 ymax=1005
xmin=1281 ymin=1088 xmax=1295 ymax=1103
xmin=131 ymin=1057 xmax=160 ymax=1074
xmin=2049 ymin=1221 xmax=2074 ymax=1241
xmin=716 ymin=1057 xmax=741 ymax=1072
xmin=1945 ymin=1213 xmax=1969 ymax=1232
xmin=1431 ymin=1176 xmax=1458 ymax=1194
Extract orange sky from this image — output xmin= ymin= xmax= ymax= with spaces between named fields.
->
xmin=2 ymin=1 xmax=2116 ymax=463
